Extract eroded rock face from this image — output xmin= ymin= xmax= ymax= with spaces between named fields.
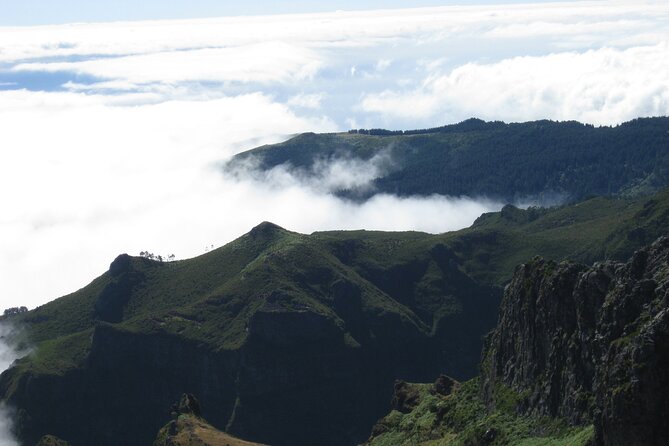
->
xmin=1 ymin=325 xmax=240 ymax=446
xmin=482 ymin=236 xmax=669 ymax=445
xmin=391 ymin=381 xmax=421 ymax=413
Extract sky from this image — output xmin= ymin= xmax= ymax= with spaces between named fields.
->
xmin=1 ymin=0 xmax=569 ymax=25
xmin=0 ymin=0 xmax=668 ymax=311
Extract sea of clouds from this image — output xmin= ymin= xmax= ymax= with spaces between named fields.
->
xmin=0 ymin=1 xmax=668 ymax=310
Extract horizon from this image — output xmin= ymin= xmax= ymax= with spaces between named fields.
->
xmin=1 ymin=0 xmax=578 ymax=26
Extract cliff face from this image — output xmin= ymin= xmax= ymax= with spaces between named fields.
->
xmin=2 ymin=325 xmax=240 ymax=446
xmin=482 ymin=237 xmax=669 ymax=445
xmin=1 ymin=316 xmax=378 ymax=446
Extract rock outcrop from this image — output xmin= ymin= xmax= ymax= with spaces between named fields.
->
xmin=155 ymin=394 xmax=265 ymax=446
xmin=36 ymin=435 xmax=70 ymax=446
xmin=482 ymin=236 xmax=669 ymax=445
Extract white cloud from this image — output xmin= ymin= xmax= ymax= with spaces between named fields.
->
xmin=287 ymin=92 xmax=325 ymax=109
xmin=376 ymin=59 xmax=392 ymax=71
xmin=361 ymin=43 xmax=669 ymax=125
xmin=0 ymin=323 xmax=22 ymax=446
xmin=217 ymin=158 xmax=500 ymax=239
xmin=236 ymin=149 xmax=395 ymax=194
xmin=14 ymin=42 xmax=323 ymax=85
xmin=0 ymin=403 xmax=17 ymax=446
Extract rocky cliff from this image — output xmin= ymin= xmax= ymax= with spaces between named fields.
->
xmin=482 ymin=237 xmax=669 ymax=445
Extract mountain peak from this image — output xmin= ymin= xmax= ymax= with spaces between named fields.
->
xmin=248 ymin=221 xmax=286 ymax=237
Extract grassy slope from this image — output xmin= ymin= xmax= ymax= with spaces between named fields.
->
xmin=6 ymin=188 xmax=669 ymax=379
xmin=366 ymin=379 xmax=594 ymax=446
xmin=154 ymin=414 xmax=265 ymax=446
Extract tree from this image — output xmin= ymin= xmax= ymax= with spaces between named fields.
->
xmin=139 ymin=251 xmax=176 ymax=262
xmin=3 ymin=306 xmax=28 ymax=317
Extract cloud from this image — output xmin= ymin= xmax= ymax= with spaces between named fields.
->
xmin=14 ymin=42 xmax=324 ymax=85
xmin=287 ymin=93 xmax=325 ymax=109
xmin=361 ymin=43 xmax=669 ymax=125
xmin=0 ymin=404 xmax=18 ymax=446
xmin=231 ymin=149 xmax=397 ymax=194
xmin=217 ymin=168 xmax=501 ymax=237
xmin=0 ymin=323 xmax=21 ymax=446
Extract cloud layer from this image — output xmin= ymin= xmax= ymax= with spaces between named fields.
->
xmin=0 ymin=1 xmax=667 ymax=309
xmin=361 ymin=43 xmax=669 ymax=125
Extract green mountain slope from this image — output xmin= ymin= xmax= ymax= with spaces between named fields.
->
xmin=4 ymin=189 xmax=669 ymax=446
xmin=1 ymin=223 xmax=500 ymax=446
xmin=227 ymin=117 xmax=669 ymax=203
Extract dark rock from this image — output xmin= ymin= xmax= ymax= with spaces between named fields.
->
xmin=248 ymin=221 xmax=285 ymax=240
xmin=481 ymin=236 xmax=669 ymax=445
xmin=483 ymin=427 xmax=497 ymax=443
xmin=109 ymin=254 xmax=132 ymax=277
xmin=390 ymin=381 xmax=421 ymax=413
xmin=177 ymin=394 xmax=201 ymax=417
xmin=94 ymin=257 xmax=146 ymax=322
xmin=433 ymin=375 xmax=458 ymax=396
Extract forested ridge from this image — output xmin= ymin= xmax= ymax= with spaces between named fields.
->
xmin=228 ymin=117 xmax=669 ymax=203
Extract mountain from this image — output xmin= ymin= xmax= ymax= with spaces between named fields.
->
xmin=366 ymin=235 xmax=669 ymax=446
xmin=0 ymin=222 xmax=501 ymax=446
xmin=3 ymin=189 xmax=669 ymax=445
xmin=226 ymin=117 xmax=669 ymax=203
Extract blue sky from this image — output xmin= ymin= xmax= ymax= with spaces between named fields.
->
xmin=0 ymin=1 xmax=668 ymax=310
xmin=2 ymin=0 xmax=568 ymax=25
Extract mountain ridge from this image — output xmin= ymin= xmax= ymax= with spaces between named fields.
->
xmin=4 ymin=189 xmax=669 ymax=445
xmin=226 ymin=116 xmax=669 ymax=203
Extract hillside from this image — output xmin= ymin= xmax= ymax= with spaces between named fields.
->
xmin=0 ymin=222 xmax=501 ymax=446
xmin=226 ymin=117 xmax=669 ymax=203
xmin=3 ymin=189 xmax=669 ymax=445
xmin=366 ymin=235 xmax=669 ymax=446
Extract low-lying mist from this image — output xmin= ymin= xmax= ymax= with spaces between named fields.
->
xmin=0 ymin=323 xmax=21 ymax=446
xmin=0 ymin=89 xmax=505 ymax=311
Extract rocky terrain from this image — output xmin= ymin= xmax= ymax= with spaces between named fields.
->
xmin=483 ymin=236 xmax=669 ymax=445
xmin=154 ymin=394 xmax=264 ymax=446
xmin=367 ymin=236 xmax=669 ymax=445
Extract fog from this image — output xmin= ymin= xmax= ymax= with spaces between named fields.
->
xmin=0 ymin=324 xmax=20 ymax=446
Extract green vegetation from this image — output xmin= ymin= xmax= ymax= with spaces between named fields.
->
xmin=5 ymin=188 xmax=669 ymax=446
xmin=228 ymin=117 xmax=669 ymax=203
xmin=366 ymin=379 xmax=594 ymax=446
xmin=9 ymin=188 xmax=669 ymax=379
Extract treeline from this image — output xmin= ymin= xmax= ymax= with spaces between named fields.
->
xmin=348 ymin=118 xmax=507 ymax=136
xmin=139 ymin=251 xmax=175 ymax=262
